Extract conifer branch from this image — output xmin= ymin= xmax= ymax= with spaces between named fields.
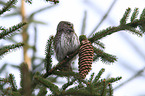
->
xmin=11 ymin=92 xmax=21 ymax=96
xmin=89 ymin=0 xmax=117 ymax=37
xmin=44 ymin=36 xmax=54 ymax=73
xmin=9 ymin=74 xmax=17 ymax=91
xmin=93 ymin=47 xmax=117 ymax=63
xmin=92 ymin=68 xmax=105 ymax=84
xmin=81 ymin=11 xmax=87 ymax=35
xmin=105 ymin=77 xmax=122 ymax=84
xmin=62 ymin=78 xmax=77 ymax=90
xmin=46 ymin=0 xmax=59 ymax=4
xmin=0 ymin=43 xmax=24 ymax=57
xmin=64 ymin=88 xmax=91 ymax=96
xmin=140 ymin=8 xmax=145 ymax=19
xmin=25 ymin=0 xmax=32 ymax=4
xmin=88 ymin=19 xmax=144 ymax=43
xmin=114 ymin=68 xmax=145 ymax=90
xmin=120 ymin=8 xmax=131 ymax=25
xmin=29 ymin=5 xmax=55 ymax=21
xmin=37 ymin=86 xmax=47 ymax=96
xmin=101 ymin=80 xmax=107 ymax=96
xmin=89 ymin=8 xmax=145 ymax=43
xmin=88 ymin=73 xmax=95 ymax=83
xmin=43 ymin=47 xmax=79 ymax=78
xmin=0 ymin=0 xmax=17 ymax=15
xmin=94 ymin=41 xmax=105 ymax=49
xmin=53 ymin=71 xmax=79 ymax=77
xmin=34 ymin=75 xmax=60 ymax=95
xmin=108 ymin=83 xmax=113 ymax=96
xmin=0 ymin=22 xmax=26 ymax=39
xmin=131 ymin=8 xmax=139 ymax=22
xmin=0 ymin=64 xmax=7 ymax=73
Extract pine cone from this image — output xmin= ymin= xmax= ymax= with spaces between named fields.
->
xmin=79 ymin=39 xmax=94 ymax=79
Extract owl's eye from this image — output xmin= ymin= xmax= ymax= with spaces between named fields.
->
xmin=68 ymin=23 xmax=73 ymax=28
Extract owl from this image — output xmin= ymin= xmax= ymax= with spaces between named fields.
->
xmin=54 ymin=21 xmax=80 ymax=71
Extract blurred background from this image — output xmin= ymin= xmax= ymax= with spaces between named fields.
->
xmin=0 ymin=0 xmax=145 ymax=95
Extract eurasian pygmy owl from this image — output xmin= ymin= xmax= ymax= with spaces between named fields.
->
xmin=54 ymin=21 xmax=80 ymax=71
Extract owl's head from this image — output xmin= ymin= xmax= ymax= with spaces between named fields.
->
xmin=57 ymin=21 xmax=74 ymax=33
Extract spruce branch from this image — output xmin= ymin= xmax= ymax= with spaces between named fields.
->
xmin=0 ymin=26 xmax=6 ymax=30
xmin=120 ymin=7 xmax=131 ymax=25
xmin=120 ymin=33 xmax=145 ymax=60
xmin=64 ymin=88 xmax=91 ymax=96
xmin=11 ymin=92 xmax=21 ymax=96
xmin=139 ymin=8 xmax=145 ymax=33
xmin=25 ymin=0 xmax=32 ymax=4
xmin=9 ymin=74 xmax=17 ymax=91
xmin=0 ymin=42 xmax=24 ymax=57
xmin=62 ymin=69 xmax=121 ymax=96
xmin=44 ymin=36 xmax=54 ymax=73
xmin=94 ymin=41 xmax=105 ymax=49
xmin=101 ymin=80 xmax=107 ymax=96
xmin=88 ymin=73 xmax=95 ymax=83
xmin=31 ymin=25 xmax=37 ymax=69
xmin=92 ymin=68 xmax=105 ymax=84
xmin=62 ymin=78 xmax=77 ymax=90
xmin=53 ymin=71 xmax=79 ymax=77
xmin=93 ymin=47 xmax=117 ymax=63
xmin=43 ymin=47 xmax=79 ymax=78
xmin=140 ymin=8 xmax=145 ymax=19
xmin=0 ymin=1 xmax=17 ymax=9
xmin=46 ymin=0 xmax=59 ymax=4
xmin=108 ymin=83 xmax=113 ymax=96
xmin=131 ymin=8 xmax=139 ymax=22
xmin=0 ymin=64 xmax=7 ymax=74
xmin=34 ymin=75 xmax=60 ymax=95
xmin=89 ymin=0 xmax=117 ymax=37
xmin=0 ymin=0 xmax=17 ymax=15
xmin=114 ymin=68 xmax=145 ymax=90
xmin=0 ymin=22 xmax=26 ymax=39
xmin=105 ymin=77 xmax=122 ymax=84
xmin=81 ymin=11 xmax=87 ymax=35
xmin=37 ymin=86 xmax=47 ymax=96
xmin=88 ymin=19 xmax=144 ymax=43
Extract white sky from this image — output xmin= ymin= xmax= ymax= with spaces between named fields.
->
xmin=0 ymin=0 xmax=145 ymax=96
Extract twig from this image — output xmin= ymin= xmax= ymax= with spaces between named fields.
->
xmin=120 ymin=33 xmax=145 ymax=60
xmin=88 ymin=0 xmax=117 ymax=37
xmin=81 ymin=11 xmax=87 ymax=35
xmin=43 ymin=48 xmax=79 ymax=78
xmin=114 ymin=67 xmax=145 ymax=90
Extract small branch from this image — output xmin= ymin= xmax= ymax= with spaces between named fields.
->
xmin=0 ymin=0 xmax=16 ymax=15
xmin=62 ymin=78 xmax=77 ymax=90
xmin=88 ymin=0 xmax=117 ymax=37
xmin=114 ymin=67 xmax=145 ymax=90
xmin=88 ymin=19 xmax=144 ymax=43
xmin=81 ymin=11 xmax=87 ymax=35
xmin=9 ymin=74 xmax=17 ymax=91
xmin=120 ymin=33 xmax=145 ymax=61
xmin=43 ymin=48 xmax=79 ymax=78
xmin=0 ymin=22 xmax=26 ymax=39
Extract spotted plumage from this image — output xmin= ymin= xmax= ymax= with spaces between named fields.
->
xmin=54 ymin=21 xmax=80 ymax=71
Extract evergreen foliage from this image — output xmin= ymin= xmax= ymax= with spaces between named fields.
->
xmin=0 ymin=0 xmax=17 ymax=15
xmin=0 ymin=22 xmax=26 ymax=39
xmin=0 ymin=1 xmax=144 ymax=96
